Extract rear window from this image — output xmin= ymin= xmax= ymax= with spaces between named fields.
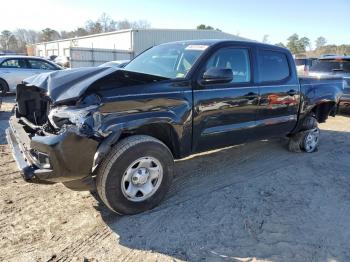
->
xmin=310 ymin=59 xmax=350 ymax=73
xmin=258 ymin=50 xmax=290 ymax=82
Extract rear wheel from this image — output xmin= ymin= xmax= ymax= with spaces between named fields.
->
xmin=96 ymin=135 xmax=174 ymax=215
xmin=288 ymin=116 xmax=319 ymax=153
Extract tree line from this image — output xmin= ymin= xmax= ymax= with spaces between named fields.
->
xmin=0 ymin=13 xmax=150 ymax=53
xmin=265 ymin=33 xmax=349 ymax=56
xmin=1 ymin=19 xmax=348 ymax=57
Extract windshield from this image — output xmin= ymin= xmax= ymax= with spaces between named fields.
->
xmin=310 ymin=59 xmax=350 ymax=72
xmin=124 ymin=43 xmax=208 ymax=79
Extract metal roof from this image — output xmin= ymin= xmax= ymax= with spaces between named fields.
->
xmin=32 ymin=28 xmax=250 ymax=46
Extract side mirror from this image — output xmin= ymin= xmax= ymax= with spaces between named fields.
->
xmin=202 ymin=68 xmax=233 ymax=84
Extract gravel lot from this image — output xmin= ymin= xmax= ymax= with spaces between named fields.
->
xmin=1 ymin=96 xmax=350 ymax=262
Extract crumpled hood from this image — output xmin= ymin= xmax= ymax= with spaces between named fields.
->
xmin=23 ymin=67 xmax=119 ymax=104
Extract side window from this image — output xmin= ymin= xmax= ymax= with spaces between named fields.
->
xmin=0 ymin=59 xmax=26 ymax=68
xmin=258 ymin=50 xmax=290 ymax=82
xmin=28 ymin=59 xmax=56 ymax=70
xmin=205 ymin=48 xmax=251 ymax=83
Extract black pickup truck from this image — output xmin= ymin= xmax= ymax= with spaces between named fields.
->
xmin=6 ymin=40 xmax=344 ymax=214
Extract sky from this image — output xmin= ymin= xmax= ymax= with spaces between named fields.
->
xmin=1 ymin=0 xmax=349 ymax=46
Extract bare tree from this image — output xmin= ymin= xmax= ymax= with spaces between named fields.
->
xmin=85 ymin=20 xmax=104 ymax=34
xmin=132 ymin=20 xmax=151 ymax=29
xmin=262 ymin=34 xmax=269 ymax=43
xmin=197 ymin=24 xmax=214 ymax=30
xmin=98 ymin=13 xmax=117 ymax=32
xmin=116 ymin=19 xmax=132 ymax=30
xmin=0 ymin=30 xmax=18 ymax=50
xmin=40 ymin=28 xmax=60 ymax=42
xmin=315 ymin=36 xmax=327 ymax=49
xmin=275 ymin=42 xmax=286 ymax=48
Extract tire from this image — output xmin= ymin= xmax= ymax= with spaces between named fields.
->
xmin=0 ymin=79 xmax=8 ymax=96
xmin=96 ymin=135 xmax=174 ymax=215
xmin=288 ymin=128 xmax=320 ymax=153
xmin=288 ymin=116 xmax=319 ymax=153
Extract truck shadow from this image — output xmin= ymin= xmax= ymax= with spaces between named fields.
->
xmin=98 ymin=129 xmax=350 ymax=261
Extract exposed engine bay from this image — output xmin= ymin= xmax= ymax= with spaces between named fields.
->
xmin=15 ymin=85 xmax=104 ymax=141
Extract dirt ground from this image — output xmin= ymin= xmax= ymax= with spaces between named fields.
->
xmin=1 ymin=95 xmax=350 ymax=262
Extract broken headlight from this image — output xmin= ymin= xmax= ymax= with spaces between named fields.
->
xmin=48 ymin=105 xmax=102 ymax=136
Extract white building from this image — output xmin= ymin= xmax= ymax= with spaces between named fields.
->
xmin=31 ymin=29 xmax=251 ymax=67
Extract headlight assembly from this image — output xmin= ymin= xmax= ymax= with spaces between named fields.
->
xmin=48 ymin=105 xmax=102 ymax=135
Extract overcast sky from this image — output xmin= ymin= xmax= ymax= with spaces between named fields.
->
xmin=1 ymin=0 xmax=349 ymax=46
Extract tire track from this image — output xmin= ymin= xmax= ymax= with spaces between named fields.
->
xmin=51 ymin=226 xmax=112 ymax=262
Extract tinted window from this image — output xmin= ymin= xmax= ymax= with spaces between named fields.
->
xmin=28 ymin=59 xmax=56 ymax=70
xmin=310 ymin=60 xmax=350 ymax=73
xmin=258 ymin=50 xmax=290 ymax=82
xmin=0 ymin=59 xmax=27 ymax=68
xmin=205 ymin=48 xmax=251 ymax=83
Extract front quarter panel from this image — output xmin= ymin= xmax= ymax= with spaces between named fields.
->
xmin=97 ymin=80 xmax=193 ymax=157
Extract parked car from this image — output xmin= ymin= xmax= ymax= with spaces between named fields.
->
xmin=54 ymin=56 xmax=70 ymax=68
xmin=98 ymin=60 xmax=129 ymax=68
xmin=309 ymin=56 xmax=350 ymax=108
xmin=46 ymin=55 xmax=58 ymax=61
xmin=6 ymin=40 xmax=344 ymax=214
xmin=295 ymin=58 xmax=317 ymax=76
xmin=0 ymin=56 xmax=62 ymax=95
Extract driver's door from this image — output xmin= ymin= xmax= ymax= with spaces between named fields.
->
xmin=192 ymin=46 xmax=259 ymax=152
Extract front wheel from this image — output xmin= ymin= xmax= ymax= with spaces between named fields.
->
xmin=288 ymin=127 xmax=320 ymax=153
xmin=96 ymin=135 xmax=174 ymax=215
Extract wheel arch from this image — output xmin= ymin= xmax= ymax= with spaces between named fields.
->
xmin=119 ymin=122 xmax=181 ymax=158
xmin=93 ymin=120 xmax=182 ymax=170
xmin=311 ymin=101 xmax=337 ymax=123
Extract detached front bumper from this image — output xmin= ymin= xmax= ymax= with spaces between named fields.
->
xmin=6 ymin=116 xmax=99 ymax=186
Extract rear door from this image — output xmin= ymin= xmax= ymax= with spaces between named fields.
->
xmin=255 ymin=49 xmax=300 ymax=137
xmin=192 ymin=45 xmax=259 ymax=152
xmin=26 ymin=58 xmax=59 ymax=74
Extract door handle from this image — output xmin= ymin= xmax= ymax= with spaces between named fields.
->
xmin=287 ymin=89 xmax=297 ymax=96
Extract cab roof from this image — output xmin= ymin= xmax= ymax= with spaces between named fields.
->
xmin=159 ymin=39 xmax=289 ymax=52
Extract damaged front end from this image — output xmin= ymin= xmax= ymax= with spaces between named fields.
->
xmin=6 ymin=84 xmax=103 ymax=190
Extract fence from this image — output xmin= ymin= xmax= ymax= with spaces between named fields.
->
xmin=69 ymin=47 xmax=134 ymax=68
